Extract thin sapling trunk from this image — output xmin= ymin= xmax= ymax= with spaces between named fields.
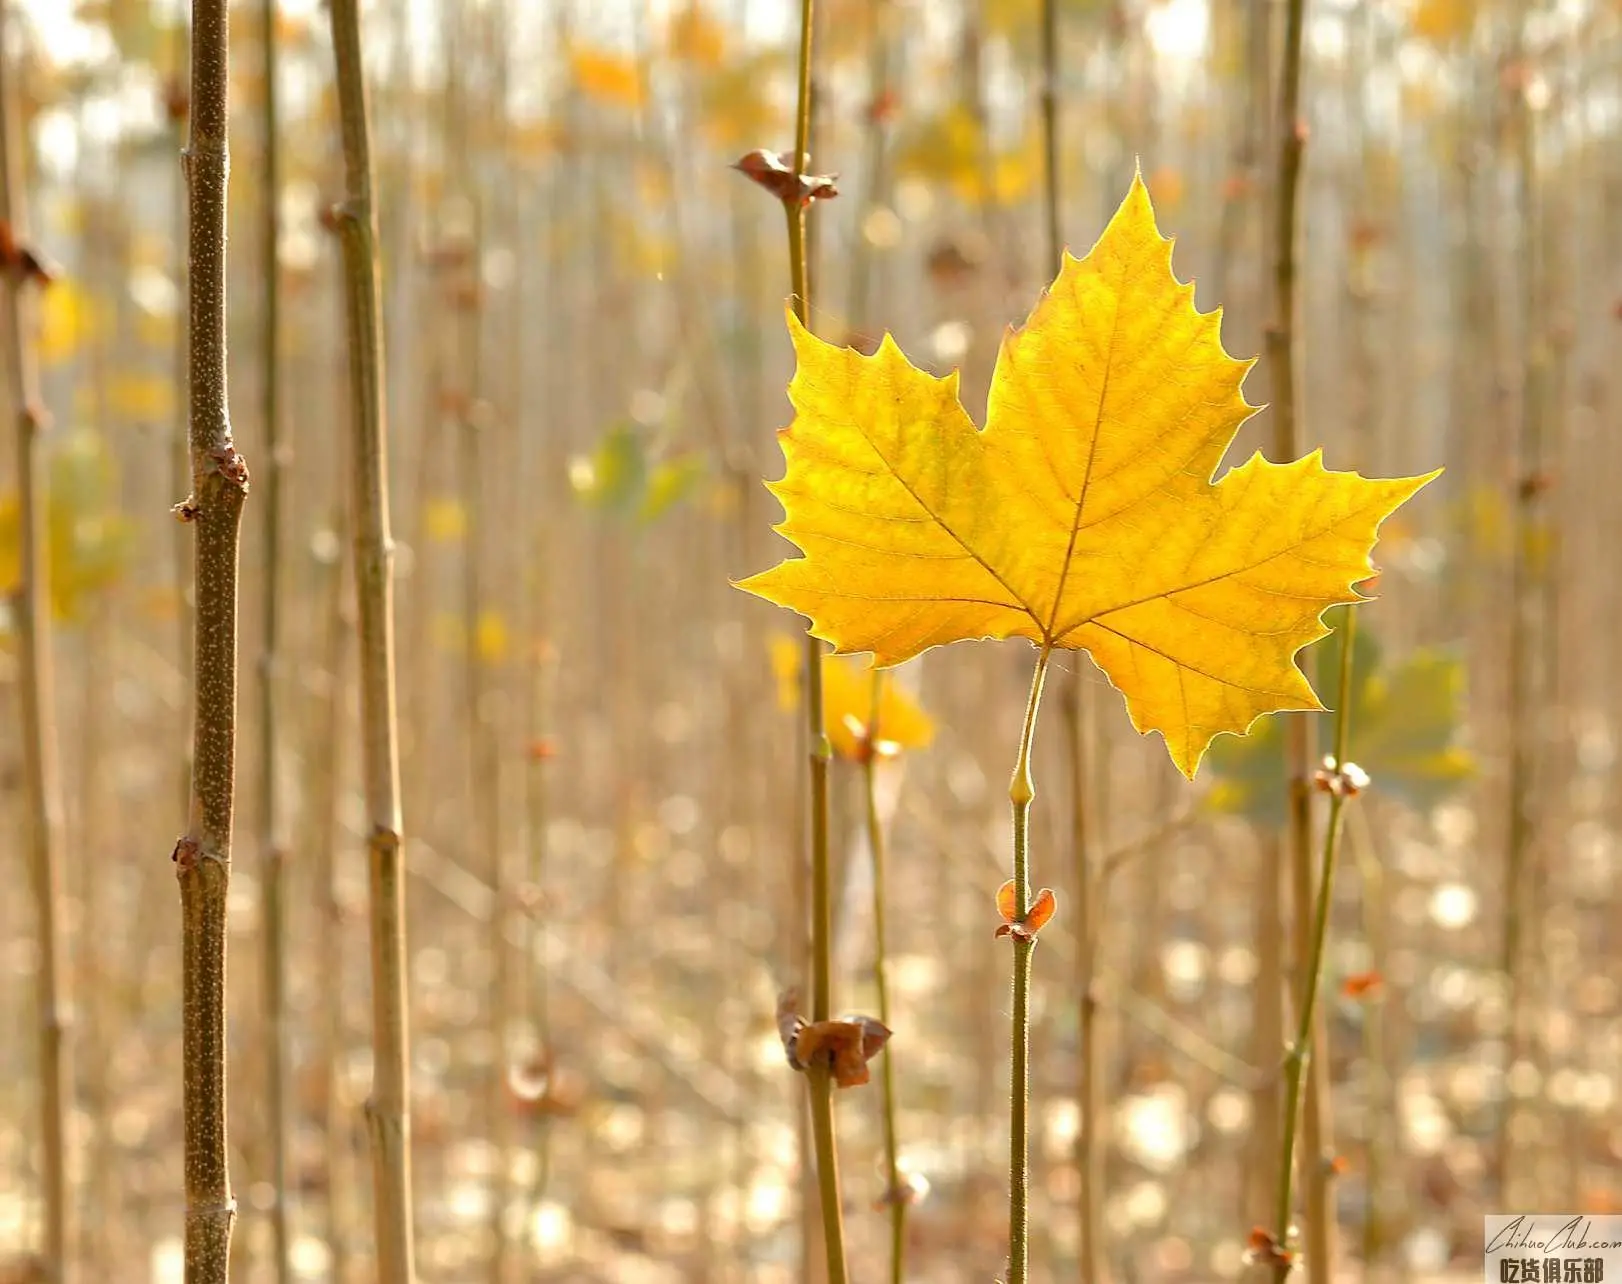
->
xmin=862 ymin=674 xmax=907 ymax=1284
xmin=173 ymin=0 xmax=251 ymax=1278
xmin=257 ymin=2 xmax=293 ymax=1278
xmin=1271 ymin=613 xmax=1363 ymax=1283
xmin=1266 ymin=0 xmax=1335 ymax=1273
xmin=327 ymin=0 xmax=417 ymax=1275
xmin=0 ymin=21 xmax=73 ymax=1280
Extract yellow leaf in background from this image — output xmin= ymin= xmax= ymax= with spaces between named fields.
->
xmin=107 ymin=371 xmax=175 ymax=423
xmin=511 ymin=118 xmax=566 ymax=160
xmin=981 ymin=0 xmax=1113 ymax=39
xmin=695 ymin=50 xmax=787 ymax=148
xmin=39 ymin=281 xmax=95 ymax=366
xmin=738 ymin=175 xmax=1437 ymax=778
xmin=1146 ymin=165 xmax=1185 ymax=213
xmin=0 ymin=430 xmax=131 ymax=623
xmin=476 ymin=611 xmax=509 ymax=664
xmin=424 ymin=498 xmax=467 ymax=543
xmin=1411 ymin=0 xmax=1474 ymax=44
xmin=134 ymin=310 xmax=176 ymax=351
xmin=768 ymin=634 xmax=934 ymax=761
xmin=636 ymin=160 xmax=672 ymax=208
xmin=569 ymin=44 xmax=645 ymax=110
xmin=896 ymin=105 xmax=1038 ymax=207
xmin=666 ymin=3 xmax=728 ymax=68
xmin=138 ymin=584 xmax=182 ymax=622
xmin=429 ymin=609 xmax=510 ymax=664
xmin=610 ymin=215 xmax=674 ymax=279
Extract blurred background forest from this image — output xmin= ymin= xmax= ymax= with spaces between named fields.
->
xmin=2 ymin=0 xmax=1620 ymax=1281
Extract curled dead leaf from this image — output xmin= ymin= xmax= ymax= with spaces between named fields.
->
xmin=731 ymin=149 xmax=839 ymax=208
xmin=794 ymin=1014 xmax=892 ymax=1088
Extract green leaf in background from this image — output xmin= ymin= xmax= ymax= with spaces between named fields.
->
xmin=640 ymin=454 xmax=705 ymax=524
xmin=570 ymin=421 xmax=648 ymax=516
xmin=0 ymin=429 xmax=134 ymax=626
xmin=1203 ymin=605 xmax=1474 ymax=824
xmin=569 ymin=420 xmax=705 ymax=527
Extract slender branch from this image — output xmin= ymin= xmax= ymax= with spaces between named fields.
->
xmin=169 ymin=14 xmax=194 ymax=823
xmin=0 ymin=17 xmax=71 ymax=1280
xmin=310 ymin=502 xmax=355 ymax=1284
xmin=327 ymin=0 xmax=416 ymax=1276
xmin=1272 ymin=611 xmax=1358 ymax=1282
xmin=257 ymin=3 xmax=292 ymax=1280
xmin=779 ymin=1 xmax=847 ymax=1279
xmin=1266 ymin=0 xmax=1333 ymax=1274
xmin=863 ymin=676 xmax=907 ymax=1284
xmin=1039 ymin=0 xmax=1061 ymax=270
xmin=1007 ymin=645 xmax=1053 ymax=1284
xmin=1349 ymin=804 xmax=1390 ymax=1280
xmin=175 ymin=1 xmax=249 ymax=1279
xmin=845 ymin=0 xmax=894 ymax=335
xmin=1061 ymin=675 xmax=1103 ymax=1284
xmin=1496 ymin=10 xmax=1546 ymax=1203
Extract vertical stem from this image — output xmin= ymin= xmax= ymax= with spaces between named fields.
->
xmin=177 ymin=1 xmax=249 ymax=1279
xmin=1495 ymin=20 xmax=1545 ymax=1204
xmin=1272 ymin=612 xmax=1357 ymax=1283
xmin=1350 ymin=804 xmax=1389 ymax=1283
xmin=1039 ymin=0 xmax=1062 ymax=270
xmin=257 ymin=3 xmax=292 ymax=1280
xmin=1035 ymin=12 xmax=1104 ymax=1281
xmin=1267 ymin=0 xmax=1334 ymax=1274
xmin=1008 ymin=646 xmax=1053 ymax=1284
xmin=862 ymin=676 xmax=906 ymax=1284
xmin=1063 ymin=676 xmax=1103 ymax=1284
xmin=780 ymin=0 xmax=846 ymax=1280
xmin=311 ymin=511 xmax=354 ymax=1284
xmin=0 ymin=16 xmax=71 ymax=1281
xmin=844 ymin=0 xmax=893 ymax=335
xmin=170 ymin=18 xmax=194 ymax=823
xmin=327 ymin=1 xmax=416 ymax=1277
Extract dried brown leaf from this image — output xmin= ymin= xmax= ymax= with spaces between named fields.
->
xmin=730 ymin=149 xmax=839 ymax=207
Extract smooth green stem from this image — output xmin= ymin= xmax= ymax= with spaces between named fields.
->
xmin=1008 ymin=646 xmax=1053 ymax=1284
xmin=864 ymin=675 xmax=906 ymax=1284
xmin=1272 ymin=610 xmax=1357 ymax=1280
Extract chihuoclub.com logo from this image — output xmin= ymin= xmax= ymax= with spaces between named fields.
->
xmin=1486 ymin=1217 xmax=1622 ymax=1284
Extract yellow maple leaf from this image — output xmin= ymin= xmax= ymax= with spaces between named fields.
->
xmin=737 ymin=175 xmax=1438 ymax=778
xmin=768 ymin=634 xmax=934 ymax=761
